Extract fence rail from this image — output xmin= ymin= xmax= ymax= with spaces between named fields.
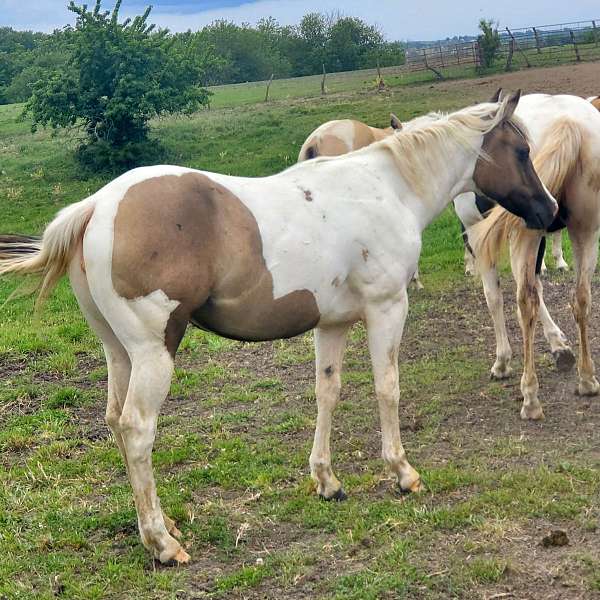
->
xmin=405 ymin=18 xmax=600 ymax=76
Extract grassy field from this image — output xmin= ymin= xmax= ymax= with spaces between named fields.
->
xmin=1 ymin=69 xmax=599 ymax=600
xmin=207 ymin=40 xmax=600 ymax=110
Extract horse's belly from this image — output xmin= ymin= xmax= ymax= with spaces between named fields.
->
xmin=190 ymin=288 xmax=320 ymax=342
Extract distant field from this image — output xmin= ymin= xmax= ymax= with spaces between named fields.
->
xmin=208 ymin=40 xmax=600 ymax=110
xmin=1 ymin=61 xmax=599 ymax=599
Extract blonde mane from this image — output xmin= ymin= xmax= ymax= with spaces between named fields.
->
xmin=378 ymin=101 xmax=528 ymax=200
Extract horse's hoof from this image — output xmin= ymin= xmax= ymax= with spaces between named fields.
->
xmin=398 ymin=478 xmax=424 ymax=495
xmin=159 ymin=546 xmax=190 ymax=566
xmin=553 ymin=348 xmax=575 ymax=373
xmin=520 ymin=405 xmax=545 ymax=421
xmin=557 ymin=263 xmax=569 ymax=272
xmin=490 ymin=365 xmax=512 ymax=380
xmin=319 ymin=487 xmax=347 ymax=502
xmin=576 ymin=378 xmax=600 ymax=396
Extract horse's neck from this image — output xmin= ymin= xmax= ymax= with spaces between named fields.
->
xmin=387 ymin=136 xmax=481 ymax=231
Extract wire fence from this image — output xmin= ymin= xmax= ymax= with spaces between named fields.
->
xmin=405 ymin=19 xmax=600 ymax=77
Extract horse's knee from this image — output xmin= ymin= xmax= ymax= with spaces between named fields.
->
xmin=105 ymin=404 xmax=122 ymax=433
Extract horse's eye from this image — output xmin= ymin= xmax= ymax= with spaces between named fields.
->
xmin=517 ymin=148 xmax=530 ymax=162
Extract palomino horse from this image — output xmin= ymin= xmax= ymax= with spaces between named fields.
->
xmin=0 ymin=93 xmax=557 ymax=564
xmin=298 ymin=114 xmax=426 ymax=289
xmin=468 ymin=93 xmax=600 ymax=420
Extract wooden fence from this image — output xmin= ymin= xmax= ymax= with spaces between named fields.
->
xmin=406 ymin=19 xmax=600 ymax=77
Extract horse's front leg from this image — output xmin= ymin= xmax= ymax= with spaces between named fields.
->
xmin=365 ymin=292 xmax=422 ymax=493
xmin=569 ymin=226 xmax=600 ymax=396
xmin=310 ymin=324 xmax=350 ymax=500
xmin=480 ymin=264 xmax=512 ymax=379
xmin=510 ymin=232 xmax=544 ymax=420
xmin=551 ymin=230 xmax=569 ymax=271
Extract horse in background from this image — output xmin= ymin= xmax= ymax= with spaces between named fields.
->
xmin=0 ymin=94 xmax=556 ymax=564
xmin=468 ymin=93 xmax=600 ymax=420
xmin=298 ymin=114 xmax=402 ymax=160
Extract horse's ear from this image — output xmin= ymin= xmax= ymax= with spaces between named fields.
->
xmin=499 ymin=89 xmax=521 ymax=121
xmin=390 ymin=113 xmax=402 ymax=130
xmin=490 ymin=88 xmax=504 ymax=103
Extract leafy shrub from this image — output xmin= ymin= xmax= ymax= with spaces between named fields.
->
xmin=24 ymin=0 xmax=215 ymax=171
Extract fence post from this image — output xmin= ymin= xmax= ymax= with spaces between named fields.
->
xmin=593 ymin=20 xmax=598 ymax=47
xmin=264 ymin=73 xmax=274 ymax=103
xmin=569 ymin=30 xmax=581 ymax=62
xmin=533 ymin=27 xmax=542 ymax=53
xmin=456 ymin=44 xmax=461 ymax=65
xmin=505 ymin=38 xmax=515 ymax=70
xmin=506 ymin=27 xmax=531 ymax=67
xmin=321 ymin=64 xmax=327 ymax=96
xmin=438 ymin=43 xmax=445 ymax=68
xmin=376 ymin=60 xmax=386 ymax=91
xmin=423 ymin=48 xmax=444 ymax=80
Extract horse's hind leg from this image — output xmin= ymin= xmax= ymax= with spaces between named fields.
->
xmin=536 ymin=277 xmax=574 ymax=372
xmin=310 ymin=324 xmax=350 ymax=500
xmin=568 ymin=226 xmax=600 ymax=396
xmin=69 ymin=257 xmax=185 ymax=554
xmin=365 ymin=293 xmax=421 ymax=493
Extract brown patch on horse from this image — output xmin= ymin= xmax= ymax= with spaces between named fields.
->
xmin=352 ymin=121 xmax=378 ymax=148
xmin=590 ymin=97 xmax=600 ymax=112
xmin=112 ymin=173 xmax=320 ymax=355
xmin=303 ymin=189 xmax=314 ymax=202
xmin=317 ymin=134 xmax=350 ymax=157
xmin=362 ymin=248 xmax=369 ymax=262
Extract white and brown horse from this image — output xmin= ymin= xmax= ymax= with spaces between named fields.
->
xmin=298 ymin=114 xmax=428 ymax=289
xmin=468 ymin=93 xmax=600 ymax=420
xmin=0 ymin=94 xmax=556 ymax=564
xmin=298 ymin=114 xmax=402 ymax=161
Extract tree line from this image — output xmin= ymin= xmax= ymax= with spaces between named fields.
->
xmin=0 ymin=10 xmax=406 ymax=105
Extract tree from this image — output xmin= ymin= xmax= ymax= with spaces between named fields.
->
xmin=24 ymin=0 xmax=216 ymax=170
xmin=478 ymin=19 xmax=501 ymax=69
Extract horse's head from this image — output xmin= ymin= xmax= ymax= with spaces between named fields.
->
xmin=473 ymin=90 xmax=557 ymax=230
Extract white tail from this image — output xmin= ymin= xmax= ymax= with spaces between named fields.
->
xmin=0 ymin=197 xmax=96 ymax=306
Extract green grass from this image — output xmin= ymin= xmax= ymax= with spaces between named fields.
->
xmin=0 ymin=62 xmax=598 ymax=599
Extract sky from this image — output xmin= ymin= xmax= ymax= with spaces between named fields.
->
xmin=1 ymin=0 xmax=599 ymax=41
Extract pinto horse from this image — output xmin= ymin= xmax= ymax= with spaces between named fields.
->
xmin=298 ymin=114 xmax=402 ymax=161
xmin=0 ymin=93 xmax=556 ymax=564
xmin=468 ymin=93 xmax=600 ymax=420
xmin=298 ymin=114 xmax=428 ymax=289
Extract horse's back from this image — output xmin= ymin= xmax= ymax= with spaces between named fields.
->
xmin=299 ymin=119 xmax=384 ymax=161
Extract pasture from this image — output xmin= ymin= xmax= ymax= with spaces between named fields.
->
xmin=1 ymin=61 xmax=600 ymax=599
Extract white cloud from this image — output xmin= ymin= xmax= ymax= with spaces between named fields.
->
xmin=2 ymin=0 xmax=600 ymax=40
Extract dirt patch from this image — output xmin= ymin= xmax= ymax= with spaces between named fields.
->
xmin=431 ymin=61 xmax=600 ymax=99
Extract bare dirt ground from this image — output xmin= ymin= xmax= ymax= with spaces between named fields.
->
xmin=434 ymin=61 xmax=600 ymax=99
